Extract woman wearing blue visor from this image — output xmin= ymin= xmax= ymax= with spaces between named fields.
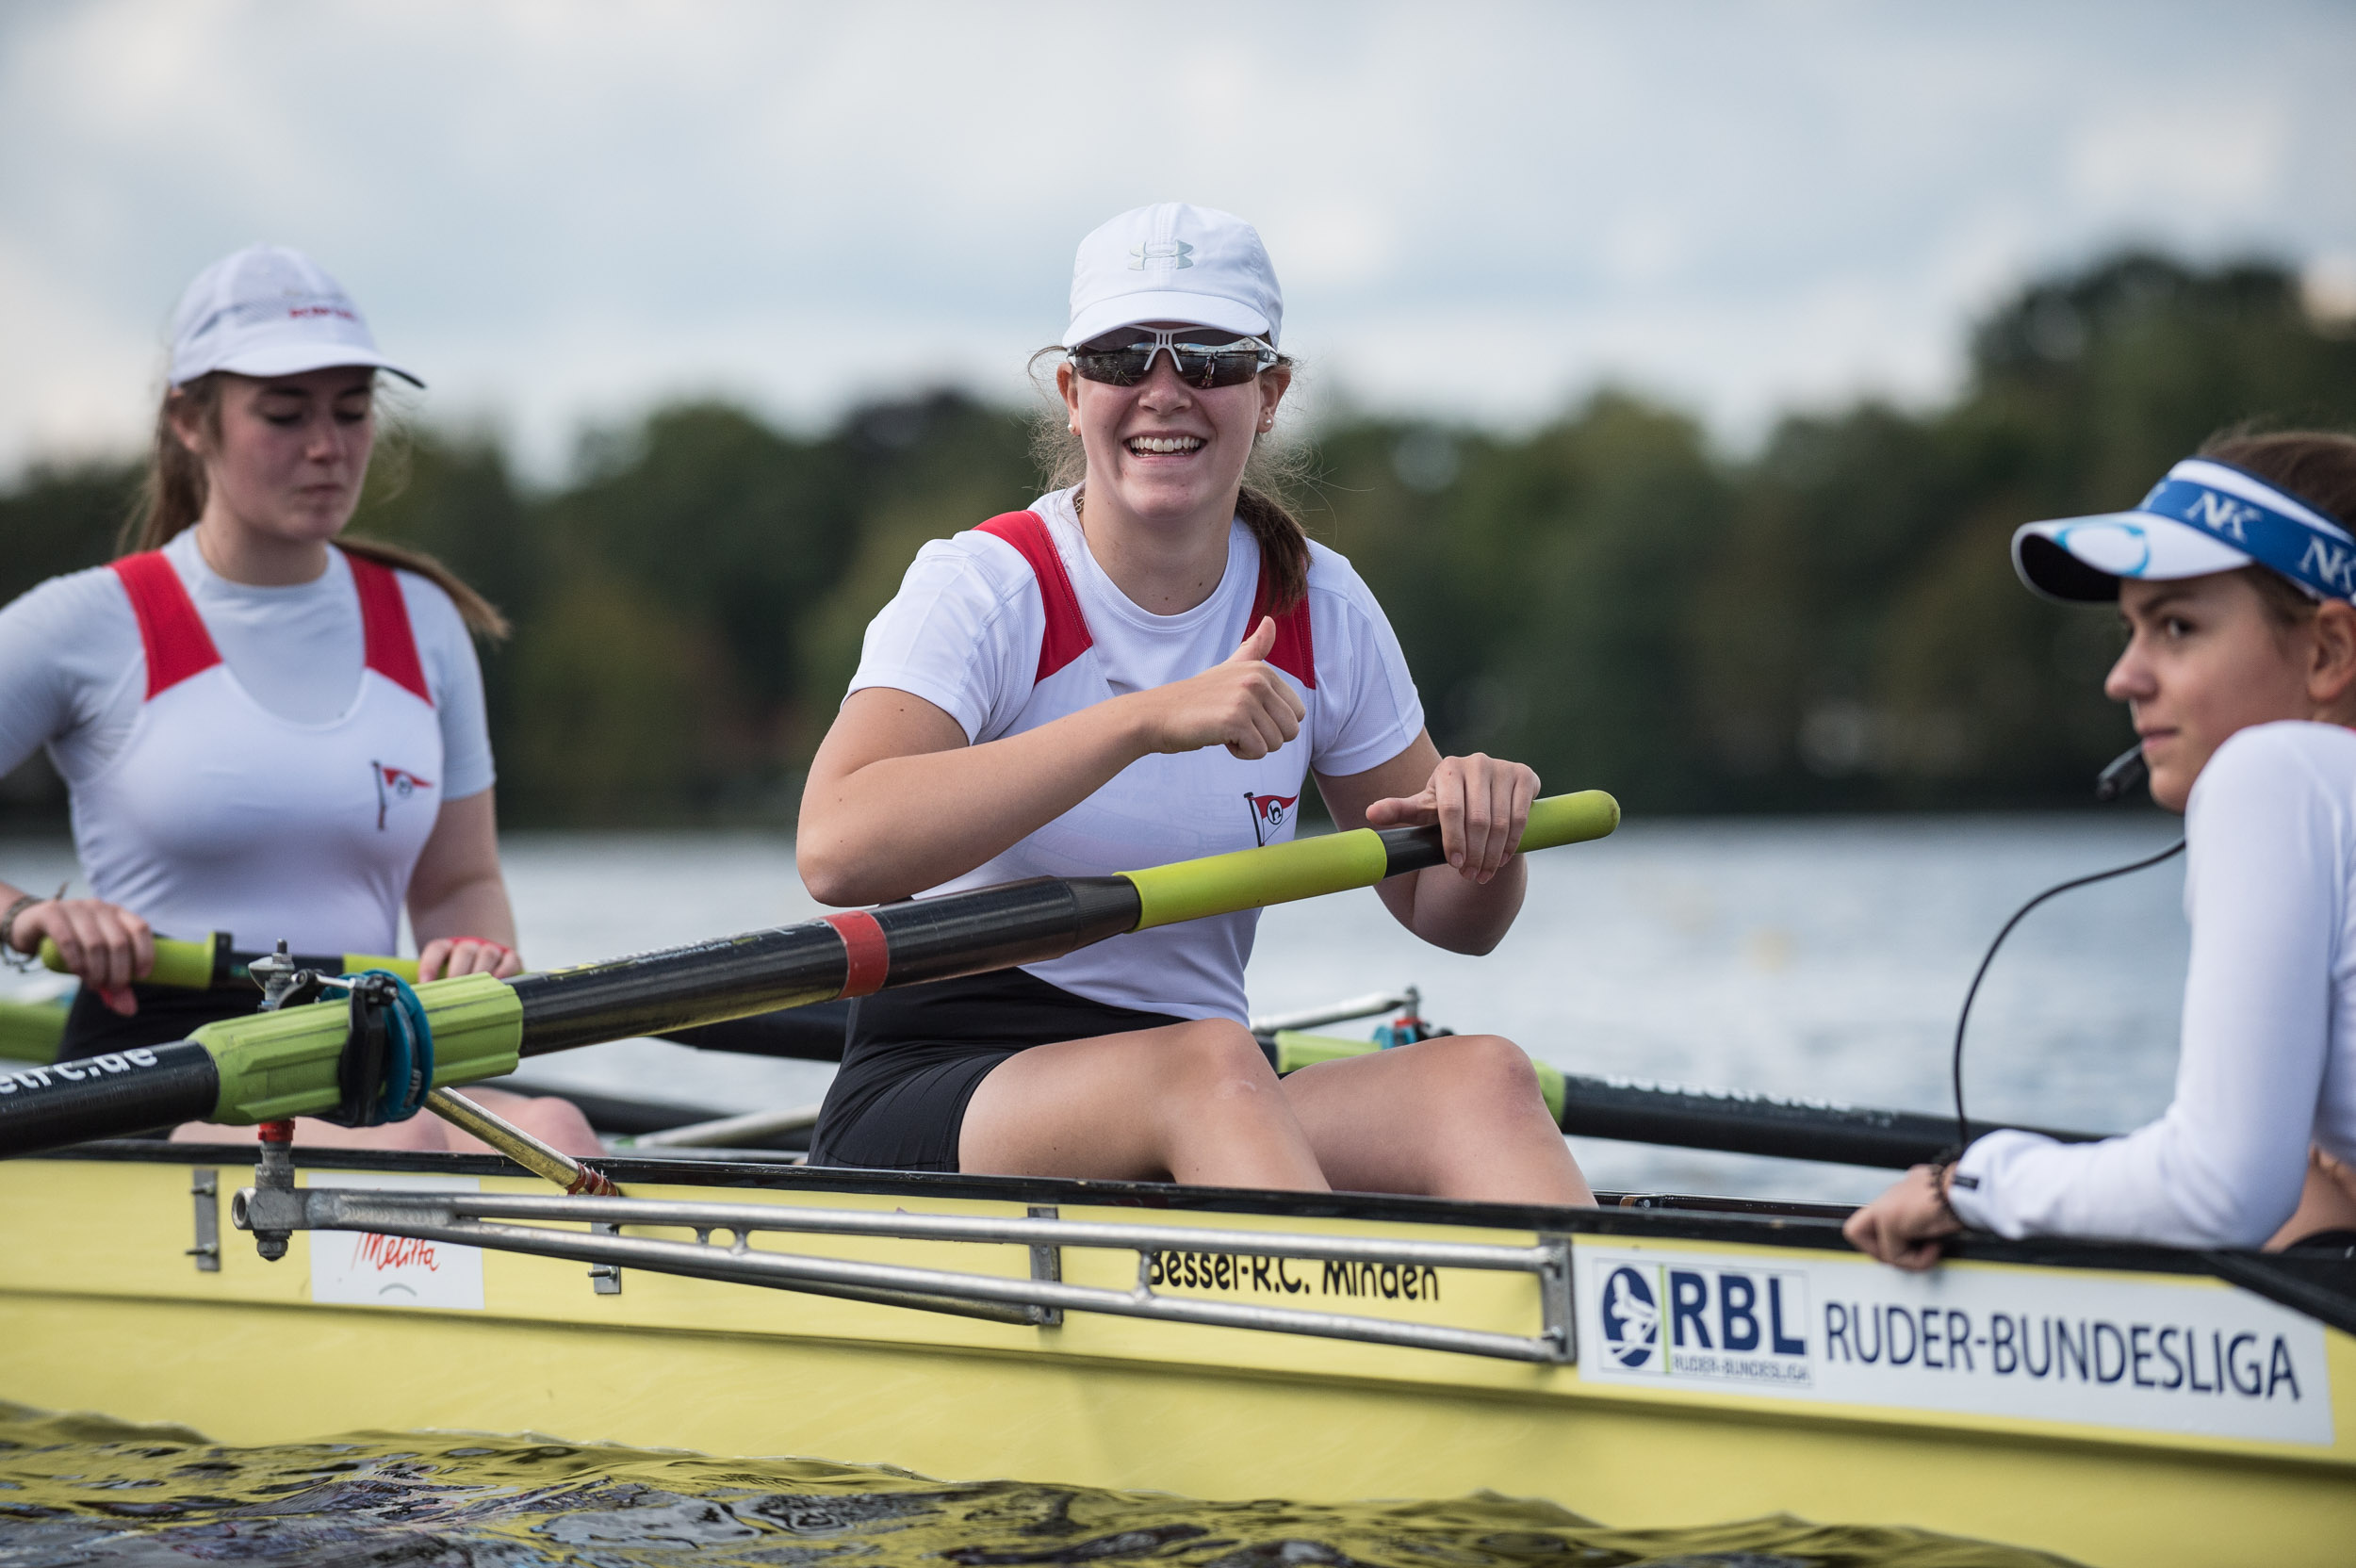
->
xmin=1848 ymin=431 xmax=2356 ymax=1267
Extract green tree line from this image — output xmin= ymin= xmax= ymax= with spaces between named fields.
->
xmin=5 ymin=251 xmax=2353 ymax=825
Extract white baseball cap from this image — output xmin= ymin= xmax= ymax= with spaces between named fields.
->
xmin=168 ymin=244 xmax=422 ymax=388
xmin=1063 ymin=204 xmax=1284 ymax=349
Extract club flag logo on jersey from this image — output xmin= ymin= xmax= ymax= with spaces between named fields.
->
xmin=372 ymin=761 xmax=434 ymax=831
xmin=1244 ymin=792 xmax=1299 ymax=847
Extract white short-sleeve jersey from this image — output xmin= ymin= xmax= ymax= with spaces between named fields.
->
xmin=847 ymin=488 xmax=1426 ymax=1021
xmin=0 ymin=530 xmax=497 ymax=956
xmin=1953 ymin=721 xmax=2356 ymax=1247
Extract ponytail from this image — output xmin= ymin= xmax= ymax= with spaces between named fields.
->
xmin=120 ymin=374 xmax=220 ymax=557
xmin=115 ymin=372 xmax=510 ymax=643
xmin=1235 ymin=482 xmax=1310 ymax=614
xmin=335 ymin=534 xmax=511 ymax=642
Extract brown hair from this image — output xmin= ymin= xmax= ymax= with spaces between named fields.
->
xmin=120 ymin=371 xmax=510 ymax=640
xmin=1028 ymin=347 xmax=1314 ymax=612
xmin=2198 ymin=428 xmax=2356 ymax=628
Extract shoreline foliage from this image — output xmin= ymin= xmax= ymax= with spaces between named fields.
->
xmin=4 ymin=252 xmax=2352 ymax=825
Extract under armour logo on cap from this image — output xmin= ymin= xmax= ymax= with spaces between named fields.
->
xmin=1066 ymin=204 xmax=1282 ymax=348
xmin=1129 ymin=240 xmax=1195 ymax=271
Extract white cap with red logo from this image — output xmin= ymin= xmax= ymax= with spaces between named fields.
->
xmin=168 ymin=245 xmax=422 ymax=388
xmin=1063 ymin=204 xmax=1284 ymax=349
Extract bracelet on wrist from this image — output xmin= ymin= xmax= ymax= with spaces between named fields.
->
xmin=1925 ymin=1161 xmax=1959 ymax=1224
xmin=0 ymin=883 xmax=63 ymax=971
xmin=0 ymin=893 xmax=40 ymax=970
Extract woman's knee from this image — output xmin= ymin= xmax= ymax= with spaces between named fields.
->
xmin=1419 ymin=1034 xmax=1546 ymax=1117
xmin=1161 ymin=1021 xmax=1282 ymax=1104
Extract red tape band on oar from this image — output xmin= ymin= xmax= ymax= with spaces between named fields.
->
xmin=823 ymin=910 xmax=891 ymax=998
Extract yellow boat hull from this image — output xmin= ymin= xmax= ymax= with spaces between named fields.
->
xmin=2 ymin=1146 xmax=2349 ymax=1568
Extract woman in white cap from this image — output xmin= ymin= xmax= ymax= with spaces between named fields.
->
xmin=0 ymin=245 xmax=592 ymax=1153
xmin=796 ymin=204 xmax=1592 ymax=1202
xmin=1847 ymin=431 xmax=2356 ymax=1266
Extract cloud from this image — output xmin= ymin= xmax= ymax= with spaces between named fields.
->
xmin=2 ymin=0 xmax=2351 ymax=481
xmin=2069 ymin=106 xmax=2291 ymax=218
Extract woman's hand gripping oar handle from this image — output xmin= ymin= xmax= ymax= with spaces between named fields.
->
xmin=0 ymin=792 xmax=1618 ymax=1156
xmin=39 ymin=933 xmax=418 ymax=990
xmin=1125 ymin=790 xmax=1621 ymax=930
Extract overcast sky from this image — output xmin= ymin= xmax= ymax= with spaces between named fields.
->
xmin=4 ymin=0 xmax=2352 ymax=483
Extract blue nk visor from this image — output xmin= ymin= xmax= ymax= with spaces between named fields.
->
xmin=2014 ymin=458 xmax=2356 ymax=604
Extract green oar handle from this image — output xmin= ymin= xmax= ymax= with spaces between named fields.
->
xmin=38 ymin=934 xmax=417 ymax=989
xmin=1125 ymin=789 xmax=1620 ymax=931
xmin=38 ymin=934 xmax=217 ymax=989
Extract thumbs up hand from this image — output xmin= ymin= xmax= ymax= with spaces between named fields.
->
xmin=1127 ymin=616 xmax=1307 ymax=760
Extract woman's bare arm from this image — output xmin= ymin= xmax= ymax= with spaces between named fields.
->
xmin=798 ymin=617 xmax=1306 ymax=906
xmin=1314 ymin=732 xmax=1534 ymax=956
xmin=406 ymin=790 xmax=522 ymax=979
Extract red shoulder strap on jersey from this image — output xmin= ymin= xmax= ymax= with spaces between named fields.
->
xmin=1248 ymin=555 xmax=1317 ymax=690
xmin=342 ymin=550 xmax=434 ymax=706
xmin=975 ymin=511 xmax=1094 ymax=681
xmin=110 ymin=552 xmax=222 ymax=699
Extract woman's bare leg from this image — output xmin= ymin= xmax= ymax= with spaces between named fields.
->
xmin=959 ymin=1019 xmax=1329 ymax=1190
xmin=1278 ymin=1034 xmax=1594 ymax=1205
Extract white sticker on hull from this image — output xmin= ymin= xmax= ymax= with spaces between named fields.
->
xmin=1573 ymin=1239 xmax=2333 ymax=1446
xmin=306 ymin=1173 xmax=483 ymax=1311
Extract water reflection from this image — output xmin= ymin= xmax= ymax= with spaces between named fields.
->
xmin=0 ymin=1405 xmax=2073 ymax=1568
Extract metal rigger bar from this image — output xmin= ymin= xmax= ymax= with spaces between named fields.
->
xmin=231 ymin=1183 xmax=1577 ymax=1364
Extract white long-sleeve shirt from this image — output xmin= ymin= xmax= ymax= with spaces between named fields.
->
xmin=1950 ymin=721 xmax=2356 ymax=1247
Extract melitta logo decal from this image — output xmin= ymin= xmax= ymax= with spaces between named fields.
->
xmin=1574 ymin=1241 xmax=2334 ymax=1446
xmin=308 ymin=1173 xmax=484 ymax=1311
xmin=1243 ymin=792 xmax=1299 ymax=847
xmin=372 ymin=760 xmax=434 ymax=830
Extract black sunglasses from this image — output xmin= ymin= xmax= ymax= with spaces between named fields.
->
xmin=1070 ymin=326 xmax=1280 ymax=389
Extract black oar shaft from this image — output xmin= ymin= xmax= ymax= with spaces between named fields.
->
xmin=512 ymin=824 xmax=1479 ymax=1056
xmin=0 ymin=1042 xmax=220 ymax=1148
xmin=512 ymin=876 xmax=1142 ymax=1054
xmin=1553 ymin=1073 xmax=2100 ymax=1169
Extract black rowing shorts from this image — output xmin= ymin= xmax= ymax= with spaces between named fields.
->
xmin=808 ymin=968 xmax=1183 ymax=1172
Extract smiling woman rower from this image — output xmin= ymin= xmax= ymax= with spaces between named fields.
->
xmin=1848 ymin=431 xmax=2356 ymax=1266
xmin=796 ymin=204 xmax=1591 ymax=1202
xmin=0 ymin=245 xmax=591 ymax=1154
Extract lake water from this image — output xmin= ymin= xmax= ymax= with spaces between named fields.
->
xmin=0 ymin=1403 xmax=2070 ymax=1568
xmin=0 ymin=812 xmax=2191 ymax=1203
